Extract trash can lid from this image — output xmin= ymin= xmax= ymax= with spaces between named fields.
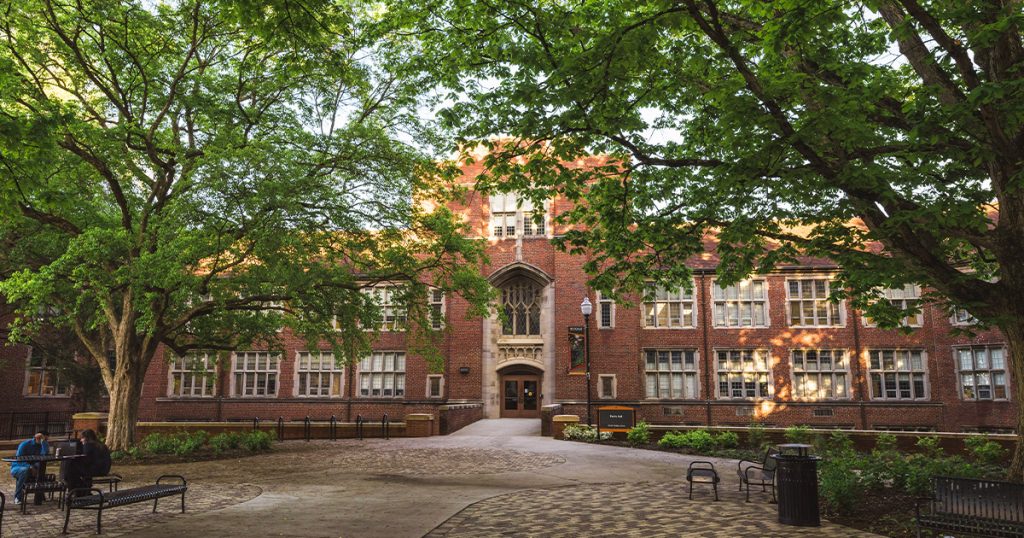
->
xmin=777 ymin=443 xmax=814 ymax=457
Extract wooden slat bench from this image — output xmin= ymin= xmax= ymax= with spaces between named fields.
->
xmin=916 ymin=476 xmax=1024 ymax=538
xmin=63 ymin=475 xmax=187 ymax=535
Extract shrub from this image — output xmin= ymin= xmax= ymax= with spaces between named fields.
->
xmin=915 ymin=436 xmax=944 ymax=459
xmin=141 ymin=433 xmax=177 ymax=455
xmin=784 ymin=425 xmax=813 ymax=445
xmin=241 ymin=430 xmax=273 ymax=452
xmin=562 ymin=424 xmax=611 ymax=442
xmin=714 ymin=431 xmax=739 ymax=449
xmin=819 ymin=454 xmax=864 ymax=515
xmin=658 ymin=430 xmax=686 ymax=449
xmin=964 ymin=435 xmax=1006 ymax=465
xmin=210 ymin=431 xmax=246 ymax=454
xmin=822 ymin=432 xmax=855 ymax=458
xmin=627 ymin=422 xmax=650 ymax=446
xmin=172 ymin=430 xmax=209 ymax=456
xmin=747 ymin=422 xmax=767 ymax=449
xmin=657 ymin=430 xmax=716 ymax=452
xmin=874 ymin=432 xmax=898 ymax=453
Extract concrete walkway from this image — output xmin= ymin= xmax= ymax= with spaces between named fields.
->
xmin=1 ymin=420 xmax=878 ymax=537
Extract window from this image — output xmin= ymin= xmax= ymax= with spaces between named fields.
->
xmin=25 ymin=351 xmax=70 ymax=397
xmin=429 ymin=289 xmax=445 ymax=330
xmin=296 ymin=351 xmax=343 ymax=397
xmin=597 ymin=291 xmax=615 ymax=329
xmin=598 ymin=374 xmax=616 ymax=399
xmin=232 ymin=352 xmax=280 ymax=397
xmin=713 ymin=280 xmax=768 ymax=327
xmin=358 ymin=351 xmax=406 ymax=397
xmin=168 ymin=352 xmax=216 ymax=397
xmin=490 ymin=193 xmax=546 ymax=238
xmin=957 ymin=346 xmax=1008 ymax=400
xmin=868 ymin=350 xmax=928 ymax=400
xmin=787 ymin=279 xmax=842 ymax=327
xmin=791 ymin=350 xmax=849 ymax=400
xmin=716 ymin=349 xmax=772 ymax=399
xmin=644 ymin=350 xmax=699 ymax=399
xmin=865 ymin=285 xmax=923 ymax=327
xmin=951 ymin=307 xmax=977 ymax=326
xmin=427 ymin=375 xmax=443 ymax=398
xmin=643 ymin=284 xmax=696 ymax=328
xmin=501 ymin=279 xmax=542 ymax=336
xmin=365 ymin=285 xmax=407 ymax=331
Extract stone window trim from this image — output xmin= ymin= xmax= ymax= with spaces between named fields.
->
xmin=643 ymin=349 xmax=700 ymax=400
xmin=596 ymin=291 xmax=615 ymax=329
xmin=230 ymin=351 xmax=281 ymax=398
xmin=598 ymin=374 xmax=617 ymax=399
xmin=500 ymin=279 xmax=543 ymax=337
xmin=711 ymin=279 xmax=771 ymax=328
xmin=789 ymin=349 xmax=851 ymax=401
xmin=364 ymin=285 xmax=408 ymax=332
xmin=863 ymin=284 xmax=924 ymax=328
xmin=784 ymin=276 xmax=845 ymax=328
xmin=489 ymin=193 xmax=548 ymax=239
xmin=867 ymin=349 xmax=929 ymax=401
xmin=294 ymin=351 xmax=344 ymax=398
xmin=955 ymin=345 xmax=1010 ymax=401
xmin=357 ymin=351 xmax=406 ymax=398
xmin=167 ymin=352 xmax=217 ymax=398
xmin=427 ymin=374 xmax=444 ymax=399
xmin=714 ymin=348 xmax=774 ymax=400
xmin=24 ymin=348 xmax=71 ymax=398
xmin=642 ymin=282 xmax=697 ymax=329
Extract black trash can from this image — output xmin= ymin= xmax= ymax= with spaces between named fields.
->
xmin=772 ymin=443 xmax=821 ymax=527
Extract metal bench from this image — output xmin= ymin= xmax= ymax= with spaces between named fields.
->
xmin=916 ymin=476 xmax=1024 ymax=538
xmin=63 ymin=475 xmax=187 ymax=535
xmin=1 ymin=489 xmax=6 ymax=537
xmin=737 ymin=447 xmax=778 ymax=503
xmin=22 ymin=473 xmax=66 ymax=513
xmin=91 ymin=474 xmax=123 ymax=492
xmin=686 ymin=461 xmax=720 ymax=501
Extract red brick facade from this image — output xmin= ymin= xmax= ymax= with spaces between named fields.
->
xmin=0 ymin=159 xmax=1017 ymax=434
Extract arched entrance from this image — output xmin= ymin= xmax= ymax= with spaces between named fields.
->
xmin=499 ymin=365 xmax=543 ymax=418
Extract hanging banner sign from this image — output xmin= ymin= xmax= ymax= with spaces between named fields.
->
xmin=568 ymin=326 xmax=585 ymax=373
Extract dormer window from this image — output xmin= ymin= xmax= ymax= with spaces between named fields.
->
xmin=490 ymin=193 xmax=546 ymax=238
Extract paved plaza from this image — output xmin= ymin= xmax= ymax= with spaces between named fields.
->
xmin=1 ymin=420 xmax=878 ymax=537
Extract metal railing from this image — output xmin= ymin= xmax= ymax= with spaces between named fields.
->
xmin=0 ymin=411 xmax=73 ymax=440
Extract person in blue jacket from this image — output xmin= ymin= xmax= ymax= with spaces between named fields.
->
xmin=9 ymin=430 xmax=49 ymax=505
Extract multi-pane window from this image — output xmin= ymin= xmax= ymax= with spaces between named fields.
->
xmin=957 ymin=346 xmax=1008 ymax=400
xmin=427 ymin=375 xmax=443 ymax=398
xmin=501 ymin=280 xmax=542 ymax=336
xmin=643 ymin=284 xmax=696 ymax=328
xmin=791 ymin=350 xmax=849 ymax=400
xmin=366 ymin=286 xmax=407 ymax=331
xmin=24 ymin=352 xmax=70 ymax=397
xmin=429 ymin=289 xmax=445 ymax=330
xmin=951 ymin=308 xmax=977 ymax=326
xmin=597 ymin=292 xmax=615 ymax=329
xmin=787 ymin=279 xmax=842 ymax=327
xmin=644 ymin=350 xmax=699 ymax=399
xmin=358 ymin=352 xmax=406 ymax=398
xmin=490 ymin=193 xmax=546 ymax=238
xmin=232 ymin=352 xmax=280 ymax=397
xmin=296 ymin=351 xmax=343 ymax=397
xmin=869 ymin=349 xmax=928 ymax=400
xmin=865 ymin=285 xmax=923 ymax=327
xmin=716 ymin=349 xmax=772 ymax=399
xmin=168 ymin=352 xmax=216 ymax=397
xmin=713 ymin=280 xmax=768 ymax=327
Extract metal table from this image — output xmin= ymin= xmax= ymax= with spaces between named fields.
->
xmin=3 ymin=454 xmax=83 ymax=505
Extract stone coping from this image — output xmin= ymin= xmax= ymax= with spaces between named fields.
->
xmin=405 ymin=414 xmax=434 ymax=421
xmin=552 ymin=415 xmax=580 ymax=423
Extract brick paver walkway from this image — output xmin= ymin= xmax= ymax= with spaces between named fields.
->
xmin=427 ymin=481 xmax=876 ymax=537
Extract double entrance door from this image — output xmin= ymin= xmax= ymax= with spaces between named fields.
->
xmin=501 ymin=374 xmax=541 ymax=418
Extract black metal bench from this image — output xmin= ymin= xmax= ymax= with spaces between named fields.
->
xmin=63 ymin=475 xmax=187 ymax=535
xmin=92 ymin=474 xmax=123 ymax=492
xmin=737 ymin=447 xmax=778 ymax=503
xmin=22 ymin=473 xmax=66 ymax=513
xmin=1 ymin=489 xmax=6 ymax=537
xmin=916 ymin=476 xmax=1024 ymax=538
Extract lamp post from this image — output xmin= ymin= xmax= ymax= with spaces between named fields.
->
xmin=580 ymin=296 xmax=593 ymax=426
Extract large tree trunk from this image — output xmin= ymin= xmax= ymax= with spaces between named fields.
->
xmin=1005 ymin=324 xmax=1024 ymax=482
xmin=104 ymin=366 xmax=144 ymax=451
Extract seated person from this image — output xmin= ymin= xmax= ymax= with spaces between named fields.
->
xmin=9 ymin=430 xmax=49 ymax=505
xmin=65 ymin=429 xmax=111 ymax=494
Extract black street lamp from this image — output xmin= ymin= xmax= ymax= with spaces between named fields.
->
xmin=580 ymin=296 xmax=593 ymax=426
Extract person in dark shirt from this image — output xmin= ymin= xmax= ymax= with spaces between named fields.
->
xmin=65 ymin=429 xmax=111 ymax=495
xmin=9 ymin=430 xmax=49 ymax=504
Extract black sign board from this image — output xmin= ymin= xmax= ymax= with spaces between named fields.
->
xmin=597 ymin=406 xmax=635 ymax=432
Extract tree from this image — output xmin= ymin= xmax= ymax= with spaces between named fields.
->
xmin=0 ymin=0 xmax=492 ymax=450
xmin=404 ymin=0 xmax=1024 ymax=479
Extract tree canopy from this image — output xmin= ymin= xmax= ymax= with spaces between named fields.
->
xmin=401 ymin=0 xmax=1024 ymax=478
xmin=0 ymin=0 xmax=492 ymax=449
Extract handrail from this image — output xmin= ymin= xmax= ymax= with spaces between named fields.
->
xmin=303 ymin=416 xmax=311 ymax=442
xmin=253 ymin=417 xmax=260 ymax=432
xmin=276 ymin=417 xmax=284 ymax=442
xmin=382 ymin=414 xmax=390 ymax=440
xmin=356 ymin=415 xmax=363 ymax=440
xmin=329 ymin=415 xmax=337 ymax=441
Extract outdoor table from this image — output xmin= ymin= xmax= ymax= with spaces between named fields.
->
xmin=2 ymin=454 xmax=83 ymax=505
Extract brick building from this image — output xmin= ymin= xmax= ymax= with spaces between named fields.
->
xmin=0 ymin=158 xmax=1017 ymax=434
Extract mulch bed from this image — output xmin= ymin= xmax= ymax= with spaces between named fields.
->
xmin=825 ymin=490 xmax=918 ymax=538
